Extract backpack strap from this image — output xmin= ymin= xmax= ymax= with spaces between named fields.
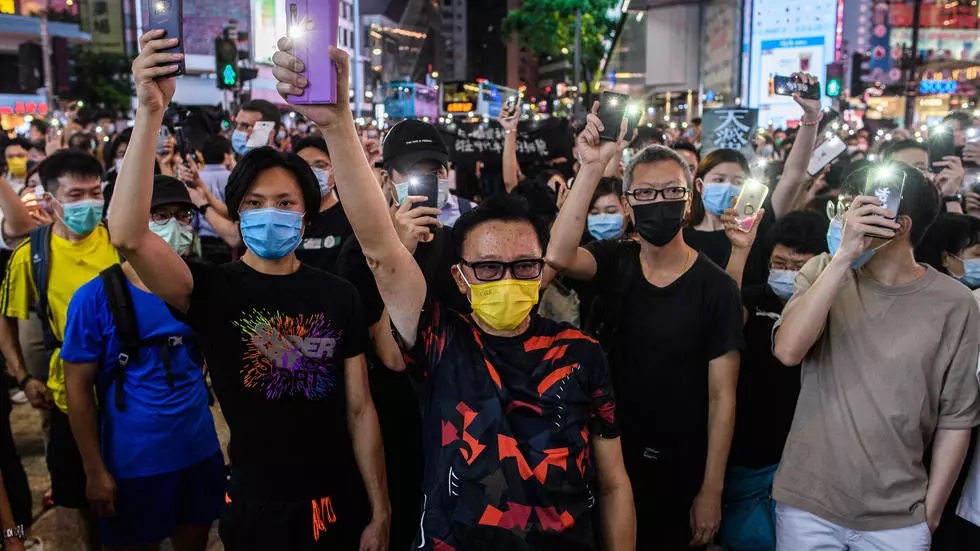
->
xmin=100 ymin=265 xmax=139 ymax=412
xmin=29 ymin=224 xmax=61 ymax=351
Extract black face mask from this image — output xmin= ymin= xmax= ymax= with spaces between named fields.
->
xmin=632 ymin=201 xmax=686 ymax=246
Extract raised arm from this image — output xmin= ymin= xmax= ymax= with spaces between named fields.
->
xmin=770 ymin=73 xmax=822 ymax=219
xmin=0 ymin=174 xmax=37 ymax=242
xmin=272 ymin=41 xmax=426 ymax=345
xmin=773 ymin=196 xmax=897 ymax=365
xmin=107 ymin=30 xmax=194 ymax=313
xmin=501 ymin=111 xmax=520 ymax=194
xmin=545 ymin=103 xmax=623 ymax=281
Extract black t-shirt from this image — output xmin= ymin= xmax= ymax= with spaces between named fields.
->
xmin=173 ymin=261 xmax=368 ymax=500
xmin=728 ymin=284 xmax=800 ymax=469
xmin=401 ymin=302 xmax=619 ymax=550
xmin=683 ymin=204 xmax=775 ymax=288
xmin=294 ymin=203 xmax=354 ymax=274
xmin=585 ymin=240 xmax=744 ymax=479
xmin=336 ymin=226 xmax=469 ymax=325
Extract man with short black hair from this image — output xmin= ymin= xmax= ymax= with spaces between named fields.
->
xmin=68 ymin=132 xmax=96 ymax=156
xmin=772 ymin=161 xmax=979 ymax=549
xmin=232 ymin=99 xmax=281 ymax=157
xmin=195 ymin=136 xmax=236 ymax=263
xmin=293 ymin=136 xmax=353 ymax=274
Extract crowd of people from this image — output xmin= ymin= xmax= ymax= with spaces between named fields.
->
xmin=1 ymin=30 xmax=980 ymax=551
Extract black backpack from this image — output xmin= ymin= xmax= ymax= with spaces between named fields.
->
xmin=29 ymin=224 xmax=61 ymax=352
xmin=98 ymin=264 xmax=192 ymax=412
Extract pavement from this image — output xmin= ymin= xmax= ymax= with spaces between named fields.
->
xmin=10 ymin=401 xmax=230 ymax=551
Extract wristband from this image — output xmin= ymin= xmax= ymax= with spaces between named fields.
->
xmin=800 ymin=113 xmax=823 ymax=127
xmin=17 ymin=374 xmax=33 ymax=391
xmin=197 ymin=203 xmax=212 ymax=216
xmin=3 ymin=525 xmax=25 ymax=540
xmin=943 ymin=194 xmax=964 ymax=204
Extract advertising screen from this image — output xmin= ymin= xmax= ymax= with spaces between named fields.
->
xmin=748 ymin=0 xmax=840 ymax=125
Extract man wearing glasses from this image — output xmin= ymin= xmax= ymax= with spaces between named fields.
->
xmin=272 ymin=42 xmax=636 ymax=550
xmin=547 ymin=105 xmax=744 ymax=550
xmin=62 ymin=175 xmax=223 ymax=550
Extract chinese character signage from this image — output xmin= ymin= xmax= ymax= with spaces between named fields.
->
xmin=701 ymin=107 xmax=759 ymax=155
xmin=438 ymin=118 xmax=574 ymax=171
xmin=80 ymin=0 xmax=125 ymax=54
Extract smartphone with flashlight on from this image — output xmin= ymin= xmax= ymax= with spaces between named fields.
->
xmin=772 ymin=74 xmax=821 ymax=100
xmin=597 ymin=91 xmax=630 ymax=141
xmin=864 ymin=165 xmax=905 ymax=231
xmin=405 ymin=174 xmax=440 ymax=209
xmin=285 ymin=0 xmax=340 ymax=104
xmin=732 ymin=179 xmax=769 ymax=232
xmin=929 ymin=125 xmax=957 ymax=173
xmin=146 ymin=0 xmax=185 ymax=77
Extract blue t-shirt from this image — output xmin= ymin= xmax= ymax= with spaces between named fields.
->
xmin=62 ymin=274 xmax=220 ymax=479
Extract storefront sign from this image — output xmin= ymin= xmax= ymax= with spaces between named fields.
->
xmin=702 ymin=107 xmax=759 ymax=155
xmin=919 ymin=79 xmax=958 ymax=95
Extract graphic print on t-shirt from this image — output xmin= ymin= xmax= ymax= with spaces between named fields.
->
xmin=233 ymin=309 xmax=344 ymax=400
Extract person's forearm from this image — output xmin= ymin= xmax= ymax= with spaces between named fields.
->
xmin=600 ymin=484 xmax=636 ymax=550
xmin=546 ymin=161 xmax=604 ymax=270
xmin=771 ymin=119 xmax=819 ymax=218
xmin=204 ymin=208 xmax=243 ymax=247
xmin=0 ymin=175 xmax=36 ymax=239
xmin=319 ymin=120 xmax=401 ymax=263
xmin=203 ymin=187 xmax=230 ymax=217
xmin=65 ymin=373 xmax=107 ymax=476
xmin=701 ymin=391 xmax=735 ymax=498
xmin=0 ymin=472 xmax=16 ymax=531
xmin=773 ymin=255 xmax=850 ymax=365
xmin=108 ymin=106 xmax=162 ymax=250
xmin=946 ymin=200 xmax=965 ymax=214
xmin=370 ymin=312 xmax=406 ymax=372
xmin=503 ymin=131 xmax=519 ymax=193
xmin=0 ymin=317 xmax=28 ymax=382
xmin=349 ymin=405 xmax=390 ymax=521
xmin=603 ymin=154 xmax=620 ymax=178
xmin=926 ymin=428 xmax=971 ymax=528
xmin=726 ymin=247 xmax=749 ymax=289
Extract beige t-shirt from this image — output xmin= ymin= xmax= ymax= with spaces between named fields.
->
xmin=773 ymin=253 xmax=980 ymax=531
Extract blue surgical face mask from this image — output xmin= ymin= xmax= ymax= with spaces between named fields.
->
xmin=231 ymin=130 xmax=250 ymax=156
xmin=827 ymin=217 xmax=878 ymax=269
xmin=587 ymin=213 xmax=624 ymax=240
xmin=149 ymin=218 xmax=195 ymax=256
xmin=959 ymin=257 xmax=980 ymax=289
xmin=701 ymin=182 xmax=739 ymax=217
xmin=58 ymin=198 xmax=103 ymax=236
xmin=239 ymin=207 xmax=304 ymax=260
xmin=768 ymin=269 xmax=798 ymax=301
xmin=313 ymin=167 xmax=332 ymax=197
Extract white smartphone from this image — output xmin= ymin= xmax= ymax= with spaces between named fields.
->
xmin=733 ymin=179 xmax=769 ymax=232
xmin=247 ymin=121 xmax=276 ymax=148
xmin=807 ymin=135 xmax=847 ymax=176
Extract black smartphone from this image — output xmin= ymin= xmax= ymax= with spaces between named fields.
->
xmin=597 ymin=91 xmax=629 ymax=141
xmin=624 ymin=102 xmax=643 ymax=140
xmin=406 ymin=174 xmax=439 ymax=209
xmin=146 ymin=0 xmax=185 ymax=77
xmin=174 ymin=126 xmax=189 ymax=159
xmin=864 ymin=166 xmax=905 ymax=227
xmin=928 ymin=126 xmax=957 ymax=173
xmin=772 ymin=75 xmax=820 ymax=100
xmin=502 ymin=90 xmax=521 ymax=118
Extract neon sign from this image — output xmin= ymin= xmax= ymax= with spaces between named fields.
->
xmin=919 ymin=79 xmax=959 ymax=95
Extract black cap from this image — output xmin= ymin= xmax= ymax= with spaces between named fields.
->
xmin=381 ymin=119 xmax=449 ymax=171
xmin=151 ymin=175 xmax=195 ymax=210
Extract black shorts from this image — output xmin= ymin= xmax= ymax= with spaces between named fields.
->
xmin=219 ymin=489 xmax=369 ymax=550
xmin=46 ymin=408 xmax=87 ymax=509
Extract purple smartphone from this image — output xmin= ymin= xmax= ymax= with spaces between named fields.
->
xmin=286 ymin=0 xmax=339 ymax=104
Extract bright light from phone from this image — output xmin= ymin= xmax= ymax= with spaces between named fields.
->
xmin=873 ymin=165 xmax=894 ymax=181
xmin=609 ymin=98 xmax=618 ymax=106
xmin=154 ymin=0 xmax=166 ymax=13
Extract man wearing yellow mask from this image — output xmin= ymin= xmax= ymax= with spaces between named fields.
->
xmin=272 ymin=41 xmax=636 ymax=550
xmin=3 ymin=138 xmax=32 ymax=192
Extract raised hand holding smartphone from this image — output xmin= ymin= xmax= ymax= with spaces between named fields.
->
xmin=285 ymin=0 xmax=340 ymax=104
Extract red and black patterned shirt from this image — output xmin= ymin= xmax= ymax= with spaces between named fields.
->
xmin=401 ymin=302 xmax=620 ymax=551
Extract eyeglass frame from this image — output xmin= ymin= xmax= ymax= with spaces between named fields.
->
xmin=623 ymin=186 xmax=690 ymax=203
xmin=458 ymin=258 xmax=545 ymax=282
xmin=150 ymin=209 xmax=195 ymax=224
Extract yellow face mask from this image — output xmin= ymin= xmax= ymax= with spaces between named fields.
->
xmin=462 ymin=274 xmax=540 ymax=331
xmin=6 ymin=157 xmax=27 ymax=178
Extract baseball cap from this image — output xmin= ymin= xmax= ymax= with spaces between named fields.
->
xmin=381 ymin=119 xmax=449 ymax=171
xmin=151 ymin=175 xmax=195 ymax=210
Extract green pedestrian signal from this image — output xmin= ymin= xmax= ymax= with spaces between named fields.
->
xmin=826 ymin=79 xmax=841 ymax=98
xmin=825 ymin=62 xmax=844 ymax=98
xmin=222 ymin=64 xmax=238 ymax=87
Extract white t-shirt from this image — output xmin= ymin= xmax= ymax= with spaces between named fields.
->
xmin=955 ymin=289 xmax=980 ymax=527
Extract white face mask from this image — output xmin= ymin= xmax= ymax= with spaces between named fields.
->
xmin=114 ymin=158 xmax=124 ymax=173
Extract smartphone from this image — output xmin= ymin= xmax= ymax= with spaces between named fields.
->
xmin=733 ymin=179 xmax=769 ymax=232
xmin=772 ymin=75 xmax=820 ymax=100
xmin=286 ymin=0 xmax=340 ymax=104
xmin=864 ymin=166 xmax=905 ymax=225
xmin=807 ymin=136 xmax=847 ymax=176
xmin=174 ymin=126 xmax=189 ymax=160
xmin=624 ymin=102 xmax=643 ymax=139
xmin=246 ymin=121 xmax=275 ymax=148
xmin=597 ymin=91 xmax=629 ymax=141
xmin=146 ymin=0 xmax=185 ymax=77
xmin=929 ymin=126 xmax=957 ymax=173
xmin=406 ymin=174 xmax=439 ymax=209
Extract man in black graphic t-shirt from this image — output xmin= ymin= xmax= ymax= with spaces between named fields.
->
xmin=293 ymin=136 xmax=354 ymax=274
xmin=272 ymin=42 xmax=635 ymax=550
xmin=108 ymin=33 xmax=389 ymax=551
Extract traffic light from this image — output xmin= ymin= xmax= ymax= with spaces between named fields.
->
xmin=851 ymin=52 xmax=869 ymax=96
xmin=215 ymin=37 xmax=239 ymax=90
xmin=825 ymin=62 xmax=844 ymax=98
